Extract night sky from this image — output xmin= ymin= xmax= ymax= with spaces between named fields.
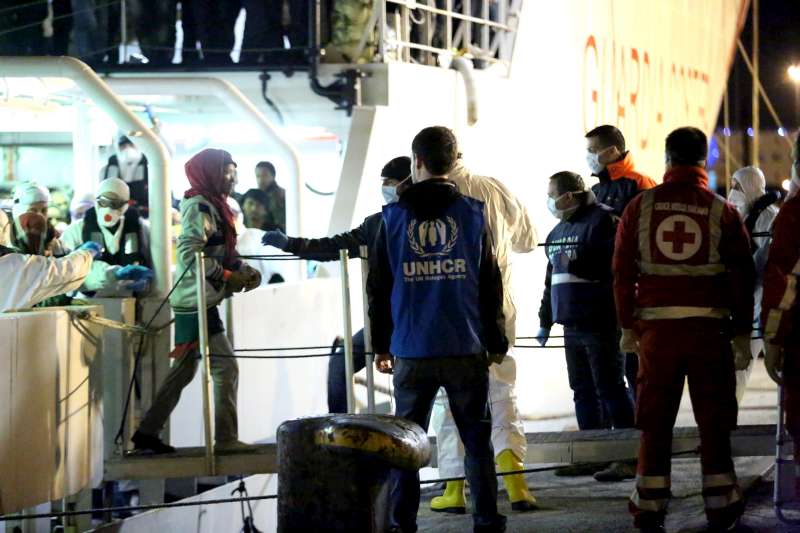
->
xmin=725 ymin=1 xmax=800 ymax=130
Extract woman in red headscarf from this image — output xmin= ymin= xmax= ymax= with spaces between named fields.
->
xmin=132 ymin=148 xmax=261 ymax=455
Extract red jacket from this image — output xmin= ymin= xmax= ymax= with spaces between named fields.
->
xmin=613 ymin=166 xmax=755 ymax=333
xmin=761 ymin=195 xmax=800 ymax=346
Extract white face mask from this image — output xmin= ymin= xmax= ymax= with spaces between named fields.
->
xmin=547 ymin=194 xmax=579 ymax=220
xmin=97 ymin=205 xmax=127 ymax=228
xmin=120 ymin=146 xmax=142 ymax=165
xmin=382 ymin=185 xmax=399 ymax=204
xmin=727 ymin=189 xmax=748 ymax=218
xmin=586 ymin=152 xmax=605 ymax=175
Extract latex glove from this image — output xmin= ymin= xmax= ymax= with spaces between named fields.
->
xmin=77 ymin=241 xmax=103 ymax=259
xmin=535 ymin=327 xmax=550 ymax=347
xmin=376 ymin=352 xmax=394 ymax=374
xmin=114 ymin=265 xmax=154 ymax=281
xmin=765 ymin=343 xmax=784 ymax=385
xmin=225 ymin=270 xmax=250 ymax=293
xmin=731 ymin=333 xmax=753 ymax=371
xmin=242 ymin=266 xmax=262 ymax=291
xmin=261 ymin=230 xmax=289 ymax=250
xmin=620 ymin=328 xmax=640 ymax=355
xmin=119 ymin=278 xmax=150 ymax=293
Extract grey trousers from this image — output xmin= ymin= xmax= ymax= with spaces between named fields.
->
xmin=139 ymin=332 xmax=239 ymax=442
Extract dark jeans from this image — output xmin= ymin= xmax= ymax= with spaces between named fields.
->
xmin=564 ymin=327 xmax=635 ymax=430
xmin=327 ymin=329 xmax=366 ymax=413
xmin=390 ymin=355 xmax=505 ymax=533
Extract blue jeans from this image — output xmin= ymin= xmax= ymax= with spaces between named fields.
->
xmin=564 ymin=327 xmax=634 ymax=430
xmin=327 ymin=329 xmax=366 ymax=413
xmin=389 ymin=355 xmax=505 ymax=533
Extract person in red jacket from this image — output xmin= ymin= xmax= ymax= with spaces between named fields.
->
xmin=613 ymin=127 xmax=755 ymax=533
xmin=762 ymin=135 xmax=800 ymax=478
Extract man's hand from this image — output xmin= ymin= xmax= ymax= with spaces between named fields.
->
xmin=225 ymin=270 xmax=250 ymax=293
xmin=241 ymin=265 xmax=262 ymax=291
xmin=535 ymin=327 xmax=550 ymax=347
xmin=262 ymin=230 xmax=289 ymax=250
xmin=765 ymin=343 xmax=784 ymax=385
xmin=376 ymin=352 xmax=394 ymax=374
xmin=620 ymin=328 xmax=640 ymax=355
xmin=731 ymin=334 xmax=754 ymax=371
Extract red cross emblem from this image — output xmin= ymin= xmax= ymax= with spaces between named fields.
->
xmin=662 ymin=220 xmax=696 ymax=254
xmin=655 ymin=215 xmax=702 ymax=261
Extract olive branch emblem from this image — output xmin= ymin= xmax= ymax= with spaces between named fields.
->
xmin=407 ymin=217 xmax=459 ymax=257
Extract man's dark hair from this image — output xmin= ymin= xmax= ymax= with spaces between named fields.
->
xmin=665 ymin=127 xmax=708 ymax=166
xmin=585 ymin=125 xmax=626 ymax=152
xmin=381 ymin=156 xmax=411 ymax=180
xmin=240 ymin=188 xmax=270 ymax=209
xmin=411 ymin=126 xmax=459 ymax=176
xmin=118 ymin=135 xmax=133 ymax=147
xmin=549 ymin=171 xmax=585 ymax=195
xmin=255 ymin=161 xmax=276 ymax=176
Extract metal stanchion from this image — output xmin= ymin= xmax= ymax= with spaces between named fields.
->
xmin=194 ymin=251 xmax=216 ymax=475
xmin=340 ymin=249 xmax=356 ymax=414
xmin=359 ymin=245 xmax=375 ymax=413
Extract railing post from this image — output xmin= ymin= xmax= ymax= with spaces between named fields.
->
xmin=340 ymin=249 xmax=356 ymax=414
xmin=195 ymin=251 xmax=216 ymax=475
xmin=121 ymin=0 xmax=128 ymax=62
xmin=445 ymin=0 xmax=453 ymax=51
xmin=359 ymin=245 xmax=375 ymax=413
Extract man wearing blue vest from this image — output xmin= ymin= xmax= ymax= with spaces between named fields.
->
xmin=369 ymin=126 xmax=508 ymax=533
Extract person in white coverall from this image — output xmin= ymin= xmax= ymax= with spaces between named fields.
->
xmin=0 ymin=242 xmax=101 ymax=312
xmin=430 ymin=159 xmax=539 ymax=513
xmin=727 ymin=166 xmax=779 ymax=402
xmin=60 ymin=178 xmax=154 ymax=297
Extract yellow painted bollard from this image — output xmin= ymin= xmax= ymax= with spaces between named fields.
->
xmin=277 ymin=414 xmax=431 ymax=532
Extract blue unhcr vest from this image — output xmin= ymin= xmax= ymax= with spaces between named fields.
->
xmin=382 ymin=196 xmax=486 ymax=358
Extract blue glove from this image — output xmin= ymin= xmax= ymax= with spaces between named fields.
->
xmin=114 ymin=265 xmax=154 ymax=281
xmin=535 ymin=327 xmax=550 ymax=347
xmin=77 ymin=241 xmax=103 ymax=259
xmin=122 ymin=278 xmax=150 ymax=293
xmin=262 ymin=230 xmax=289 ymax=250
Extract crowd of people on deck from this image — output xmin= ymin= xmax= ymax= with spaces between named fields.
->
xmin=1 ymin=121 xmax=799 ymax=533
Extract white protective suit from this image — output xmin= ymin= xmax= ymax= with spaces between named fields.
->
xmin=0 ymin=209 xmax=10 ymax=246
xmin=0 ymin=249 xmax=94 ymax=312
xmin=430 ymin=162 xmax=538 ymax=476
xmin=729 ymin=166 xmax=779 ymax=401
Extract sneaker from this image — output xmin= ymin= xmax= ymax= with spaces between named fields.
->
xmin=594 ymin=461 xmax=637 ymax=482
xmin=131 ymin=430 xmax=176 ymax=454
xmin=215 ymin=440 xmax=260 ymax=454
xmin=554 ymin=462 xmax=610 ymax=477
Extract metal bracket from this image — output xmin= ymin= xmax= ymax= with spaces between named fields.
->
xmin=309 ymin=68 xmax=369 ymax=116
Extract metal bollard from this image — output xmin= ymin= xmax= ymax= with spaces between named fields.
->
xmin=194 ymin=251 xmax=216 ymax=475
xmin=277 ymin=414 xmax=431 ymax=532
xmin=339 ymin=249 xmax=356 ymax=413
xmin=359 ymin=244 xmax=376 ymax=413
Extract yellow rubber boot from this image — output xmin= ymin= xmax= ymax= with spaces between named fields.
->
xmin=497 ymin=449 xmax=539 ymax=512
xmin=430 ymin=480 xmax=466 ymax=514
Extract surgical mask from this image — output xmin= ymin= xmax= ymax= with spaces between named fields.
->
xmin=120 ymin=146 xmax=142 ymax=164
xmin=381 ymin=175 xmax=410 ymax=204
xmin=727 ymin=189 xmax=748 ymax=218
xmin=547 ymin=194 xmax=579 ymax=220
xmin=586 ymin=152 xmax=604 ymax=175
xmin=98 ymin=206 xmax=125 ymax=228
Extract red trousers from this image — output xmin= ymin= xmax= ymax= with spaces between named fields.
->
xmin=629 ymin=319 xmax=743 ymax=528
xmin=783 ymin=345 xmax=800 ymax=460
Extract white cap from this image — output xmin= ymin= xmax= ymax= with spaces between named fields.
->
xmin=97 ymin=177 xmax=131 ymax=203
xmin=12 ymin=182 xmax=50 ymax=219
xmin=731 ymin=166 xmax=766 ymax=204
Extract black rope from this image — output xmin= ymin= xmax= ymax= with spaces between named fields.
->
xmin=213 ymin=352 xmax=334 ymax=359
xmin=113 ymin=257 xmax=196 ymax=446
xmin=236 ymin=345 xmax=340 ymax=352
xmin=232 ymin=478 xmax=262 ymax=533
xmin=0 ymin=494 xmax=276 ymax=522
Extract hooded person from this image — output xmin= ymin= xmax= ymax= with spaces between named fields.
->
xmin=728 ymin=167 xmax=780 ymax=402
xmin=101 ymin=136 xmax=150 ymax=216
xmin=131 ymin=148 xmax=261 ymax=455
xmin=8 ymin=182 xmax=66 ymax=257
xmin=60 ymin=178 xmax=154 ymax=296
xmin=0 ymin=208 xmax=10 ymax=246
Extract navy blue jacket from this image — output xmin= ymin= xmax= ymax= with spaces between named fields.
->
xmin=538 ymin=194 xmax=618 ymax=330
xmin=368 ymin=179 xmax=507 ymax=358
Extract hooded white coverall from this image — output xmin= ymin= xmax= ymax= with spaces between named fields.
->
xmin=0 ymin=249 xmax=94 ymax=312
xmin=430 ymin=162 xmax=538 ymax=476
xmin=729 ymin=166 xmax=778 ymax=401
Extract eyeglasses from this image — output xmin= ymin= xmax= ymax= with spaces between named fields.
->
xmin=97 ymin=197 xmax=128 ymax=210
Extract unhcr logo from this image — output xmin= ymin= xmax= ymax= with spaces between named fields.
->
xmin=403 ymin=217 xmax=467 ymax=281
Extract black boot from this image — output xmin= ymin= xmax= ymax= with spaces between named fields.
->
xmin=131 ymin=430 xmax=176 ymax=454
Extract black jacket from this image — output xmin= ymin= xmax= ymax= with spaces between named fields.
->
xmin=285 ymin=212 xmax=383 ymax=262
xmin=367 ymin=179 xmax=507 ymax=356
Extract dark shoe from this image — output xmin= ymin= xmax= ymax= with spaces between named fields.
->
xmin=554 ymin=462 xmax=610 ymax=477
xmin=639 ymin=526 xmax=666 ymax=533
xmin=131 ymin=430 xmax=176 ymax=454
xmin=474 ymin=514 xmax=506 ymax=533
xmin=704 ymin=520 xmax=752 ymax=532
xmin=594 ymin=461 xmax=637 ymax=482
xmin=511 ymin=500 xmax=539 ymax=512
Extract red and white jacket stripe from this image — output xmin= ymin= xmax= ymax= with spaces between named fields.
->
xmin=761 ymin=195 xmax=800 ymax=346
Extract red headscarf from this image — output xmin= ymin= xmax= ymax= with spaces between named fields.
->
xmin=184 ymin=148 xmax=238 ymax=266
